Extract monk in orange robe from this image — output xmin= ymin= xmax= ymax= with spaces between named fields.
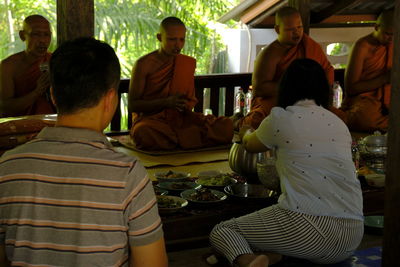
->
xmin=0 ymin=15 xmax=54 ymax=117
xmin=129 ymin=17 xmax=233 ymax=150
xmin=236 ymin=7 xmax=334 ymax=130
xmin=342 ymin=9 xmax=393 ymax=132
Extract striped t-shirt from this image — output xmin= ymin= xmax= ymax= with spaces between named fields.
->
xmin=0 ymin=127 xmax=163 ymax=266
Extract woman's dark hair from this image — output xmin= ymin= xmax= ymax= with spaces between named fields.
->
xmin=50 ymin=37 xmax=121 ymax=115
xmin=277 ymin=58 xmax=330 ymax=109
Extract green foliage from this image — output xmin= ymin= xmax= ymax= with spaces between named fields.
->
xmin=1 ymin=0 xmax=239 ymax=77
xmin=0 ymin=0 xmax=57 ymax=59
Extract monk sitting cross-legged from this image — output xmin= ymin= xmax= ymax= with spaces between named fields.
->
xmin=236 ymin=7 xmax=334 ymax=130
xmin=129 ymin=17 xmax=233 ymax=150
xmin=0 ymin=15 xmax=55 ymax=118
xmin=341 ymin=9 xmax=394 ymax=133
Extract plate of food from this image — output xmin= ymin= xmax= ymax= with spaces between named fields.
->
xmin=180 ymin=188 xmax=227 ymax=204
xmin=195 ymin=174 xmax=237 ymax=190
xmin=157 ymin=181 xmax=201 ymax=192
xmin=155 ymin=170 xmax=191 ymax=182
xmin=156 ymin=195 xmax=188 ymax=214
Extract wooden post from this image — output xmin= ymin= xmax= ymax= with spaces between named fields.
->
xmin=56 ymin=0 xmax=94 ymax=46
xmin=382 ymin=1 xmax=400 ymax=266
xmin=288 ymin=0 xmax=310 ymax=35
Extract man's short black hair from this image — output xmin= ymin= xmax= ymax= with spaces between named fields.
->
xmin=50 ymin=37 xmax=120 ymax=115
xmin=277 ymin=58 xmax=330 ymax=109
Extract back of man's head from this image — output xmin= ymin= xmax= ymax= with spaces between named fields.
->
xmin=159 ymin=16 xmax=186 ymax=32
xmin=50 ymin=37 xmax=120 ymax=115
xmin=275 ymin=6 xmax=300 ymax=26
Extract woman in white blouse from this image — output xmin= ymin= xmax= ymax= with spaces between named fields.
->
xmin=210 ymin=58 xmax=364 ymax=267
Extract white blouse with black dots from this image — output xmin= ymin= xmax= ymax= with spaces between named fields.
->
xmin=255 ymin=99 xmax=363 ymax=221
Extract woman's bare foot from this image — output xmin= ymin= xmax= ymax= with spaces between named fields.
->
xmin=234 ymin=254 xmax=269 ymax=267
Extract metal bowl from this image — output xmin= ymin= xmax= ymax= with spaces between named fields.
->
xmin=228 ymin=142 xmax=267 ymax=181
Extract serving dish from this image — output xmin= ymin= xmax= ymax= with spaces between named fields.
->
xmin=180 ymin=188 xmax=227 ymax=204
xmin=365 ymin=174 xmax=385 ymax=188
xmin=154 ymin=187 xmax=168 ymax=195
xmin=156 ymin=195 xmax=188 ymax=214
xmin=195 ymin=174 xmax=237 ymax=190
xmin=155 ymin=170 xmax=191 ymax=182
xmin=224 ymin=183 xmax=277 ymax=199
xmin=157 ymin=181 xmax=201 ymax=192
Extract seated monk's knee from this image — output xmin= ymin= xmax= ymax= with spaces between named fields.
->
xmin=346 ymin=97 xmax=388 ymax=132
xmin=131 ymin=121 xmax=178 ymax=150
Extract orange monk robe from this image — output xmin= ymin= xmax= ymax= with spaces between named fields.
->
xmin=12 ymin=53 xmax=55 ymax=117
xmin=239 ymin=34 xmax=334 ymax=129
xmin=342 ymin=44 xmax=392 ymax=132
xmin=130 ymin=54 xmax=233 ymax=150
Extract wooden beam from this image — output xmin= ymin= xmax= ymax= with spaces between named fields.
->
xmin=240 ymin=0 xmax=283 ymax=24
xmin=56 ymin=0 xmax=94 ymax=46
xmin=248 ymin=0 xmax=288 ymax=28
xmin=288 ymin=0 xmax=310 ymax=34
xmin=383 ymin=1 xmax=400 ymax=265
xmin=310 ymin=0 xmax=363 ymax=24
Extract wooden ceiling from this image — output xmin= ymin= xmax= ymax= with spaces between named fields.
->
xmin=219 ymin=0 xmax=395 ymax=28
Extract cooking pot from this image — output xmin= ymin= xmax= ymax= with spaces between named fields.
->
xmin=228 ymin=142 xmax=267 ymax=182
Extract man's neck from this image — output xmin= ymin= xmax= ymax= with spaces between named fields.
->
xmin=56 ymin=113 xmax=105 ymax=133
xmin=22 ymin=50 xmax=45 ymax=65
xmin=156 ymin=49 xmax=176 ymax=63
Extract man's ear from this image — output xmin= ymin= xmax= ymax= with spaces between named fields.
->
xmin=157 ymin=33 xmax=162 ymax=42
xmin=104 ymin=88 xmax=118 ymax=113
xmin=19 ymin=30 xmax=26 ymax=41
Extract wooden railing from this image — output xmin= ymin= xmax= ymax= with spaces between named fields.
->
xmin=110 ymin=73 xmax=252 ymax=131
xmin=110 ymin=69 xmax=344 ymax=132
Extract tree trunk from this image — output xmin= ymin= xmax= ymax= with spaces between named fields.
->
xmin=4 ymin=0 xmax=15 ymax=53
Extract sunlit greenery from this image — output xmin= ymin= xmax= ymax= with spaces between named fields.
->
xmin=1 ymin=0 xmax=239 ymax=77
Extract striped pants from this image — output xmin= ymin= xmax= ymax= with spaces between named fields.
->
xmin=209 ymin=205 xmax=364 ymax=265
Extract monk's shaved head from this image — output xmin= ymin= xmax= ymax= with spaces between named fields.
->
xmin=275 ymin=6 xmax=300 ymax=26
xmin=23 ymin=15 xmax=50 ymax=31
xmin=376 ymin=9 xmax=394 ymax=29
xmin=159 ymin=16 xmax=186 ymax=33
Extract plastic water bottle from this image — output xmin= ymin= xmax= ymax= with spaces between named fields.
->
xmin=234 ymin=88 xmax=245 ymax=115
xmin=245 ymin=88 xmax=253 ymax=115
xmin=332 ymin=81 xmax=343 ymax=108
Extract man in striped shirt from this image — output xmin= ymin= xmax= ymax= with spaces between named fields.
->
xmin=0 ymin=38 xmax=168 ymax=266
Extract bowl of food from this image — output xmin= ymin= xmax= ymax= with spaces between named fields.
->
xmin=195 ymin=174 xmax=237 ymax=190
xmin=224 ymin=184 xmax=278 ymax=202
xmin=155 ymin=170 xmax=191 ymax=182
xmin=154 ymin=187 xmax=168 ymax=196
xmin=365 ymin=174 xmax=385 ymax=188
xmin=157 ymin=181 xmax=201 ymax=194
xmin=180 ymin=188 xmax=227 ymax=204
xmin=157 ymin=195 xmax=188 ymax=214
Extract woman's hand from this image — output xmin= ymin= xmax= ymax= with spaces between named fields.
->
xmin=239 ymin=124 xmax=254 ymax=141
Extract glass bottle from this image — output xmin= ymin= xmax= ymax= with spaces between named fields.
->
xmin=234 ymin=88 xmax=245 ymax=115
xmin=332 ymin=81 xmax=343 ymax=108
xmin=245 ymin=87 xmax=253 ymax=115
